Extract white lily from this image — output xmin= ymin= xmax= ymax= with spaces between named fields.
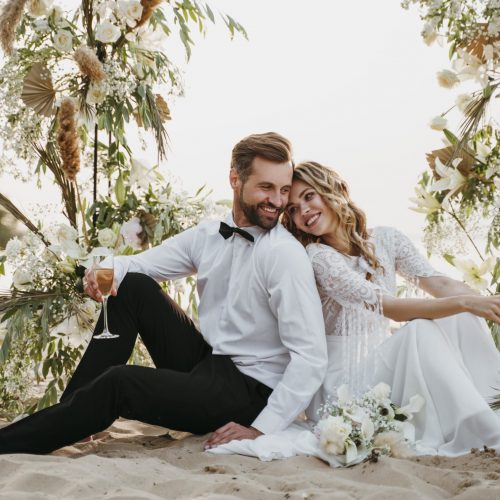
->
xmin=429 ymin=157 xmax=466 ymax=198
xmin=129 ymin=157 xmax=157 ymax=190
xmin=409 ymin=186 xmax=441 ymax=215
xmin=396 ymin=394 xmax=425 ymax=421
xmin=79 ymin=246 xmax=113 ymax=269
xmin=454 ymin=256 xmax=496 ymax=290
xmin=475 ymin=141 xmax=491 ymax=163
xmin=345 ymin=439 xmax=358 ymax=464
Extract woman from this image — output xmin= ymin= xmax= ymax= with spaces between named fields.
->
xmin=210 ymin=161 xmax=500 ymax=462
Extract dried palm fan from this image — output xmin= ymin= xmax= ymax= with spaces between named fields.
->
xmin=459 ymin=23 xmax=500 ymax=62
xmin=21 ymin=62 xmax=56 ymax=117
xmin=426 ymin=145 xmax=475 ymax=178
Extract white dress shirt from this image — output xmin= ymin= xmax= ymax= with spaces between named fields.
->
xmin=111 ymin=214 xmax=328 ymax=434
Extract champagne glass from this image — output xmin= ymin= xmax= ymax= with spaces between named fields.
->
xmin=93 ymin=255 xmax=119 ymax=339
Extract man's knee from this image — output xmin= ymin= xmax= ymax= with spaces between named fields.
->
xmin=120 ymin=273 xmax=160 ymax=294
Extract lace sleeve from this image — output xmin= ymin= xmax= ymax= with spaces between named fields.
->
xmin=391 ymin=228 xmax=443 ymax=281
xmin=308 ymin=247 xmax=383 ymax=309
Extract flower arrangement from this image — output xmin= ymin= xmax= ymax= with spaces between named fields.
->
xmin=0 ymin=1 xmax=243 ymax=418
xmin=315 ymin=383 xmax=425 ymax=465
xmin=403 ymin=0 xmax=499 ymax=344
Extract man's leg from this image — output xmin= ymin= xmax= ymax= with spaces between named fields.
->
xmin=62 ymin=272 xmax=209 ymax=401
xmin=0 ymin=357 xmax=272 ymax=454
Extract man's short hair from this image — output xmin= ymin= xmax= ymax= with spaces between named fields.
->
xmin=231 ymin=132 xmax=293 ymax=183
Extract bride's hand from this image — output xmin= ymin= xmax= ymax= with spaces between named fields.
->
xmin=461 ymin=295 xmax=500 ymax=324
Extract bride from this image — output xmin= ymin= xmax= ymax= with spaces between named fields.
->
xmin=210 ymin=161 xmax=500 ymax=462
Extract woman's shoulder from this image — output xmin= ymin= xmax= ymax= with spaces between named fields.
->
xmin=306 ymin=242 xmax=345 ymax=262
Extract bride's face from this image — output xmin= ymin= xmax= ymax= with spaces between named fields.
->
xmin=287 ymin=179 xmax=337 ymax=237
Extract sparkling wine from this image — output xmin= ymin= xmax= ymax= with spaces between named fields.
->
xmin=95 ymin=268 xmax=114 ymax=296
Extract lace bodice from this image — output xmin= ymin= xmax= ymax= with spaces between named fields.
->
xmin=307 ymin=226 xmax=442 ymax=337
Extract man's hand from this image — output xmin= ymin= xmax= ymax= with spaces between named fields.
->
xmin=83 ymin=267 xmax=117 ymax=302
xmin=204 ymin=422 xmax=263 ymax=449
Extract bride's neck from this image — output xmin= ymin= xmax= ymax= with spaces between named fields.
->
xmin=320 ymin=228 xmax=356 ymax=256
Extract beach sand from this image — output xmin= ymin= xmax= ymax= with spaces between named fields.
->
xmin=0 ymin=419 xmax=499 ymax=499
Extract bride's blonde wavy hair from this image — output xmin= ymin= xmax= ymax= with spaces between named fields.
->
xmin=282 ymin=161 xmax=383 ymax=278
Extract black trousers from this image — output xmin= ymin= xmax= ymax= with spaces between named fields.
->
xmin=0 ymin=273 xmax=272 ymax=454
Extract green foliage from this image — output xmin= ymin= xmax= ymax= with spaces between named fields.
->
xmin=0 ymin=0 xmax=242 ymax=419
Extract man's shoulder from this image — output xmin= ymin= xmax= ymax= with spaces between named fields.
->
xmin=264 ymin=223 xmax=305 ymax=249
xmin=255 ymin=224 xmax=310 ymax=266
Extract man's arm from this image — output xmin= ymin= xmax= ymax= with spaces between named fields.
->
xmin=251 ymin=241 xmax=328 ymax=434
xmin=207 ymin=240 xmax=328 ymax=447
xmin=85 ymin=226 xmax=199 ymax=301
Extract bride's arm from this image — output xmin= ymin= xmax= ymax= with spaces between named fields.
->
xmin=387 ymin=227 xmax=498 ymax=322
xmin=417 ymin=275 xmax=480 ymax=298
xmin=382 ymin=294 xmax=500 ymax=324
xmin=310 ymin=244 xmax=500 ymax=324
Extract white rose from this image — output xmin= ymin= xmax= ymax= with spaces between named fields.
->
xmin=95 ymin=20 xmax=121 ymax=44
xmin=421 ymin=23 xmax=438 ymax=46
xmin=98 ymin=228 xmax=118 ymax=248
xmin=369 ymin=382 xmax=391 ymax=401
xmin=317 ymin=416 xmax=352 ymax=456
xmin=117 ymin=0 xmax=143 ymax=27
xmin=86 ymin=82 xmax=107 ymax=105
xmin=28 ymin=0 xmax=53 ymax=17
xmin=429 ymin=115 xmax=447 ymax=131
xmin=436 ymin=69 xmax=460 ymax=89
xmin=13 ymin=268 xmax=32 ymax=289
xmin=53 ymin=29 xmax=73 ymax=52
xmin=120 ymin=217 xmax=143 ymax=250
xmin=5 ymin=237 xmax=22 ymax=259
xmin=56 ymin=223 xmax=78 ymax=245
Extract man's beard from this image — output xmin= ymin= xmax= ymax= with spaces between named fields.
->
xmin=238 ymin=188 xmax=283 ymax=230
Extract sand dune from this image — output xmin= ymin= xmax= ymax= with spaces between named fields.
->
xmin=0 ymin=419 xmax=499 ymax=499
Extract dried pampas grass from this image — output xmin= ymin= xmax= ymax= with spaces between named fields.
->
xmin=56 ymin=98 xmax=81 ymax=181
xmin=74 ymin=46 xmax=105 ymax=82
xmin=373 ymin=431 xmax=415 ymax=459
xmin=0 ymin=0 xmax=27 ymax=54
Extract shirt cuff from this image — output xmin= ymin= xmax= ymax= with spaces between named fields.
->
xmin=251 ymin=407 xmax=288 ymax=435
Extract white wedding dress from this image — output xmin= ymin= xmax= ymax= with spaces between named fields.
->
xmin=209 ymin=227 xmax=500 ymax=464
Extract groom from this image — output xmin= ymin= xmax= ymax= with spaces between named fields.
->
xmin=0 ymin=132 xmax=327 ymax=454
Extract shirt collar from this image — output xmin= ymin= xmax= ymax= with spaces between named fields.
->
xmin=208 ymin=213 xmax=268 ymax=241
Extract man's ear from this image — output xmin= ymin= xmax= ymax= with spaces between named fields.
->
xmin=229 ymin=168 xmax=240 ymax=190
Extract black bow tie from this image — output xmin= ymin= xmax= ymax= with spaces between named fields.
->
xmin=219 ymin=222 xmax=254 ymax=242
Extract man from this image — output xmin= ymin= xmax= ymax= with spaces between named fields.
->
xmin=0 ymin=132 xmax=327 ymax=454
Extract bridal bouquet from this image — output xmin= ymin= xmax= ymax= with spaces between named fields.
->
xmin=315 ymin=383 xmax=425 ymax=465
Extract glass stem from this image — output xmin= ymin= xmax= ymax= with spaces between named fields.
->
xmin=103 ymin=296 xmax=109 ymax=333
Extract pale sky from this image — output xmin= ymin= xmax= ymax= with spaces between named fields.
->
xmin=162 ymin=0 xmax=451 ymax=235
xmin=2 ymin=0 xmax=457 ymax=249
